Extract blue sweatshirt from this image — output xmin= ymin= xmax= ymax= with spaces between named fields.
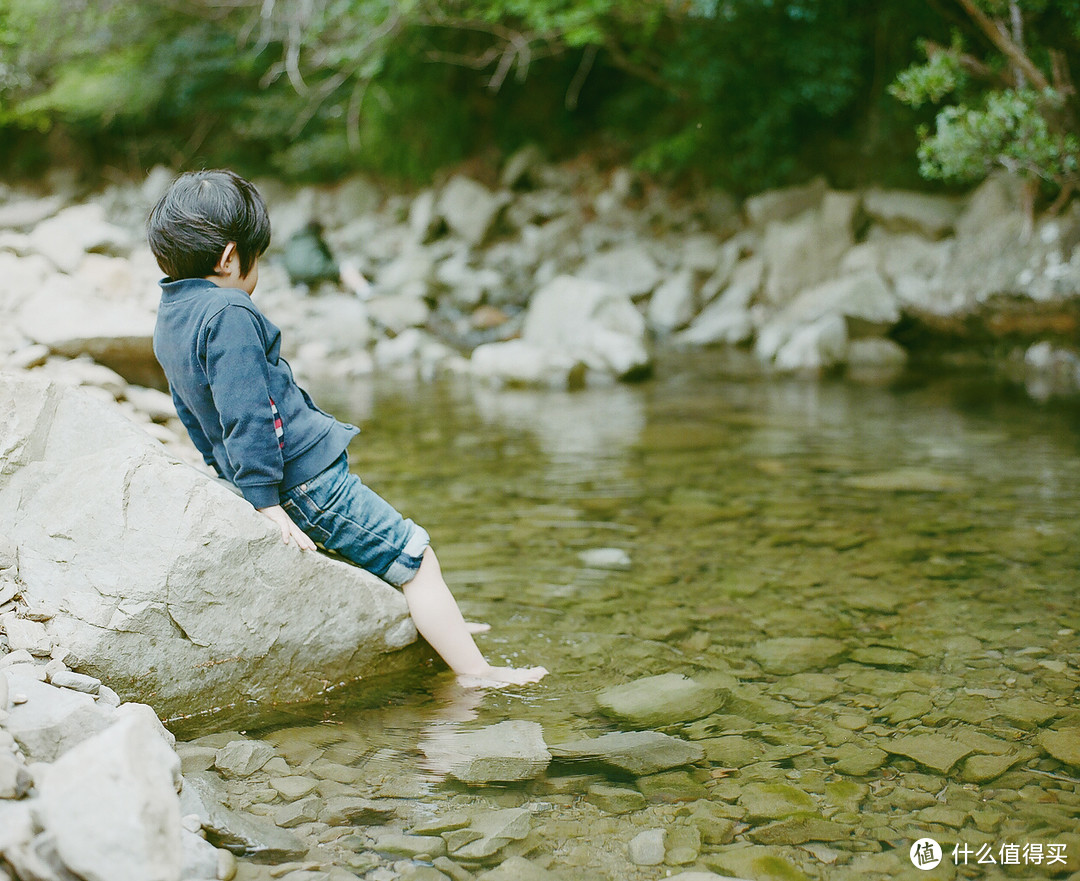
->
xmin=153 ymin=278 xmax=359 ymax=508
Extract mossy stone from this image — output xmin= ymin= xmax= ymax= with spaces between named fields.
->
xmin=738 ymin=782 xmax=818 ymax=821
xmin=596 ymin=674 xmax=729 ymax=729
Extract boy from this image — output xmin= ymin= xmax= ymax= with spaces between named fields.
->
xmin=148 ymin=169 xmax=546 ymax=687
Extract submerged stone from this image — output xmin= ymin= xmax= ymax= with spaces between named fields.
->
xmin=448 ymin=807 xmax=532 ymax=861
xmin=319 ymin=796 xmax=394 ymax=826
xmin=667 ymin=824 xmax=703 ymax=864
xmin=883 ymin=733 xmax=973 ymax=774
xmin=751 ymin=638 xmax=846 ymax=675
xmin=996 ymin=697 xmax=1061 ymax=728
xmin=180 ymin=772 xmax=306 ymax=860
xmin=706 ymin=845 xmax=811 ymax=881
xmin=830 ymin=742 xmax=888 ymax=776
xmin=772 ymin=673 xmax=842 ymax=703
xmin=420 ymin=720 xmax=551 ymax=784
xmin=1036 ymin=728 xmax=1080 ymax=768
xmin=596 ymin=673 xmax=728 ymax=729
xmin=268 ymin=775 xmax=318 ymax=801
xmin=550 ymin=730 xmax=704 ymax=776
xmin=637 ymin=770 xmax=710 ymax=803
xmin=748 ymin=816 xmax=851 ymax=846
xmin=738 ymin=782 xmax=818 ymax=821
xmin=681 ymin=801 xmax=739 ymax=845
xmin=476 ymin=856 xmax=559 ymax=881
xmin=823 ymin=780 xmax=867 ymax=812
xmin=879 ymin=692 xmax=933 ymax=724
xmin=724 ymin=688 xmax=795 ymax=723
xmin=842 ymin=468 xmax=967 ymax=492
xmin=585 ymin=782 xmax=646 ymax=814
xmin=849 ymin=647 xmax=918 ymax=669
xmin=628 ymin=828 xmax=666 ymax=866
xmin=371 ymin=831 xmax=447 ymax=859
xmin=701 ymin=735 xmax=764 ymax=768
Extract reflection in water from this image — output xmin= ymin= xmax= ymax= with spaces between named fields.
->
xmin=470 ymin=382 xmax=646 ymax=481
xmin=179 ymin=357 xmax=1080 ymax=881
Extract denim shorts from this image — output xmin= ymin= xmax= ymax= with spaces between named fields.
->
xmin=280 ymin=453 xmax=430 ymax=587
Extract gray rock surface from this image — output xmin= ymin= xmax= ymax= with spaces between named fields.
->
xmin=437 ymin=176 xmax=509 ymax=246
xmin=862 ymin=188 xmax=961 ymax=239
xmin=0 ymin=373 xmax=417 ymax=718
xmin=628 ymin=828 xmax=665 ymax=866
xmin=36 ymin=713 xmax=183 ymax=881
xmin=446 ymin=807 xmax=531 ymax=861
xmin=214 ymin=739 xmax=276 ymax=778
xmin=2 ymin=671 xmax=115 ymax=762
xmin=523 ymin=275 xmax=650 ymax=380
xmin=180 ymin=771 xmax=307 ymax=860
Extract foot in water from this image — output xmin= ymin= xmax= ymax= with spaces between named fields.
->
xmin=465 ymin=621 xmax=491 ymax=635
xmin=457 ymin=665 xmax=549 ymax=688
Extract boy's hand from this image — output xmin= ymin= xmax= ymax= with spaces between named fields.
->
xmin=257 ymin=505 xmax=317 ymax=551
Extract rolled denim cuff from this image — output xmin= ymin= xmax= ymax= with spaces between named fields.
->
xmin=381 ymin=524 xmax=430 ymax=588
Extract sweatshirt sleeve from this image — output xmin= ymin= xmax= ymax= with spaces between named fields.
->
xmin=169 ymin=389 xmax=222 ymax=476
xmin=203 ymin=304 xmax=285 ymax=508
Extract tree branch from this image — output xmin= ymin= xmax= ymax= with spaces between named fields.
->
xmin=954 ymin=0 xmax=1049 ymax=91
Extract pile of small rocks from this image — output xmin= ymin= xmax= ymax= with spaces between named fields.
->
xmin=3 ymin=152 xmax=1080 ymax=413
xmin=0 ymin=539 xmax=238 ymax=881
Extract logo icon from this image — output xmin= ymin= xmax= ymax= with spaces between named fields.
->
xmin=910 ymin=838 xmax=943 ymax=870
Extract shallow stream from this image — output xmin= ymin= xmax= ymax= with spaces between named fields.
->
xmin=173 ymin=354 xmax=1080 ymax=881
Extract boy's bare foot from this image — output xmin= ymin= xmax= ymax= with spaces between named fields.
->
xmin=457 ymin=665 xmax=549 ymax=688
xmin=465 ymin=621 xmax=491 ymax=635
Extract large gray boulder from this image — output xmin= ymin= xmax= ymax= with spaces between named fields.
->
xmin=761 ymin=191 xmax=857 ymax=306
xmin=577 ymin=246 xmax=663 ymax=300
xmin=0 ymin=373 xmax=417 ymax=719
xmin=437 ymin=176 xmax=510 ymax=246
xmin=26 ymin=203 xmax=132 ymax=273
xmin=862 ymin=187 xmax=961 ymax=239
xmin=468 ymin=274 xmax=651 ymax=386
xmin=522 ymin=275 xmax=651 ymax=379
xmin=754 ymin=271 xmax=899 ymax=369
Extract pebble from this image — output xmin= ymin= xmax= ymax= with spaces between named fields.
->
xmin=269 ymin=775 xmax=319 ymax=800
xmin=49 ymin=671 xmax=101 ymax=695
xmin=215 ymin=740 xmax=276 ymax=778
xmin=883 ymin=733 xmax=973 ymax=774
xmin=578 ymin=547 xmax=632 ymax=570
xmin=628 ymin=828 xmax=665 ymax=865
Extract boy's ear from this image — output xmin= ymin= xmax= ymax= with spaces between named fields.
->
xmin=214 ymin=242 xmax=238 ymax=274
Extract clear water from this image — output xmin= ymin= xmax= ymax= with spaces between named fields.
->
xmin=175 ymin=353 xmax=1080 ymax=880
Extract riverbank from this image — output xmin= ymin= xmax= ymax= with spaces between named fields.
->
xmin=2 ymin=155 xmax=1080 ymax=405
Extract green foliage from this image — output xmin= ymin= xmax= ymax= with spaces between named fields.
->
xmin=919 ymin=89 xmax=1079 ymax=184
xmin=892 ymin=3 xmax=1080 ymax=198
xmin=889 ymin=38 xmax=966 ymax=109
xmin=0 ymin=0 xmax=948 ymax=190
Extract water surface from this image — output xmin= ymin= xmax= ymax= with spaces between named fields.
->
xmin=178 ymin=354 xmax=1080 ymax=880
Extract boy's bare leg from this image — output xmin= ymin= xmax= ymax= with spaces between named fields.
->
xmin=402 ymin=548 xmax=547 ymax=686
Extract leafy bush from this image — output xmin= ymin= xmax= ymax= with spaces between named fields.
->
xmin=891 ymin=2 xmax=1080 ymax=208
xmin=0 ymin=0 xmax=951 ymax=191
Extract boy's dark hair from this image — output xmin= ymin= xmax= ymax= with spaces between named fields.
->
xmin=147 ymin=169 xmax=271 ymax=281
